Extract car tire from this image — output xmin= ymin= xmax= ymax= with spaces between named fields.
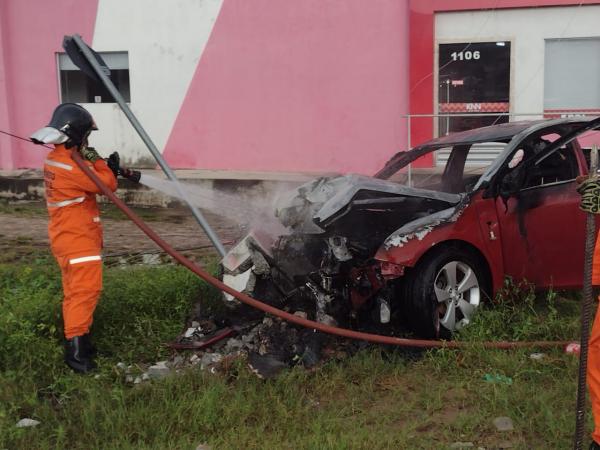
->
xmin=402 ymin=245 xmax=490 ymax=339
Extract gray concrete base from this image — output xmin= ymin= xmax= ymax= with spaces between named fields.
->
xmin=0 ymin=169 xmax=337 ymax=207
xmin=0 ymin=168 xmax=440 ymax=207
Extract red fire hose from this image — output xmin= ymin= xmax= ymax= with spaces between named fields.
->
xmin=72 ymin=151 xmax=573 ymax=350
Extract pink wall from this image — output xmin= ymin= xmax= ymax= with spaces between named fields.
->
xmin=0 ymin=0 xmax=97 ymax=169
xmin=0 ymin=0 xmax=410 ymax=173
xmin=163 ymin=0 xmax=410 ymax=174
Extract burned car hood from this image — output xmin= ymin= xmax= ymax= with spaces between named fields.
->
xmin=275 ymin=174 xmax=463 ymax=247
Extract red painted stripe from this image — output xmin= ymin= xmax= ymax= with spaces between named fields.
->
xmin=439 ymin=102 xmax=509 ymax=113
xmin=545 ymin=108 xmax=600 ymax=113
xmin=431 ymin=0 xmax=600 ymax=12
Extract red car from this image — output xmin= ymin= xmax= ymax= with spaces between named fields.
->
xmin=222 ymin=118 xmax=600 ymax=338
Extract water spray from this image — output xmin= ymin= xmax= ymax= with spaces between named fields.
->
xmin=65 ymin=149 xmax=573 ymax=350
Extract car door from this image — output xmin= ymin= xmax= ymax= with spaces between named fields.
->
xmin=494 ymin=139 xmax=587 ymax=289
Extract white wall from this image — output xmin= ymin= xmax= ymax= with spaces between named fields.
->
xmin=435 ymin=5 xmax=600 ymax=120
xmin=84 ymin=0 xmax=223 ymax=163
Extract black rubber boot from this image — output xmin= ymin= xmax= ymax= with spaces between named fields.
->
xmin=65 ymin=336 xmax=97 ymax=373
xmin=590 ymin=440 xmax=600 ymax=450
xmin=81 ymin=333 xmax=97 ymax=356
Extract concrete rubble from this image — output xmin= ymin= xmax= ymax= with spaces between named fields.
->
xmin=493 ymin=416 xmax=514 ymax=432
xmin=147 ymin=361 xmax=171 ymax=379
xmin=16 ymin=418 xmax=40 ymax=428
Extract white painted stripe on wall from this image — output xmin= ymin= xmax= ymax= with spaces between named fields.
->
xmin=69 ymin=255 xmax=102 ymax=265
xmin=89 ymin=0 xmax=224 ymax=163
xmin=45 ymin=159 xmax=73 ymax=171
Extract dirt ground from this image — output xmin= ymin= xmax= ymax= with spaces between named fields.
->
xmin=0 ymin=200 xmax=244 ymax=263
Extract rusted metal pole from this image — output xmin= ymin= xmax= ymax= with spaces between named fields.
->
xmin=574 ymin=144 xmax=599 ymax=450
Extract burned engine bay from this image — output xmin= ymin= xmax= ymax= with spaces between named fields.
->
xmin=214 ymin=175 xmax=463 ymax=372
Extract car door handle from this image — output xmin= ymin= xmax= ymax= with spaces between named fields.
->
xmin=487 ymin=221 xmax=499 ymax=241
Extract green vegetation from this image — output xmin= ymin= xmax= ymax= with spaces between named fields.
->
xmin=0 ymin=198 xmax=177 ymax=222
xmin=0 ymin=199 xmax=48 ymax=218
xmin=0 ymin=259 xmax=591 ymax=449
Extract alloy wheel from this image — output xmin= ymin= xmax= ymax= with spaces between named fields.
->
xmin=434 ymin=260 xmax=481 ymax=332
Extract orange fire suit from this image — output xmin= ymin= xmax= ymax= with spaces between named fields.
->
xmin=589 ymin=232 xmax=600 ymax=443
xmin=44 ymin=144 xmax=117 ymax=339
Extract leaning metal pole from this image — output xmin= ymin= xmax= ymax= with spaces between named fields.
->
xmin=69 ymin=34 xmax=226 ymax=257
xmin=574 ymin=145 xmax=599 ymax=450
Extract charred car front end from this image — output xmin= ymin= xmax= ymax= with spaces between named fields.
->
xmin=222 ymin=118 xmax=600 ymax=339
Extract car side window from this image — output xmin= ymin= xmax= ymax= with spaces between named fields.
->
xmin=520 ymin=137 xmax=579 ymax=189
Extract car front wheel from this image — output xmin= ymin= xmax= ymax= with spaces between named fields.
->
xmin=403 ymin=246 xmax=490 ymax=339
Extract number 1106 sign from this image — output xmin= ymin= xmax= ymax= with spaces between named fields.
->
xmin=451 ymin=50 xmax=481 ymax=61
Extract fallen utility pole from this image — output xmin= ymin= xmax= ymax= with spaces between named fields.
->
xmin=63 ymin=34 xmax=226 ymax=257
xmin=574 ymin=144 xmax=599 ymax=450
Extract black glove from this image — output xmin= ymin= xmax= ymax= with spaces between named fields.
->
xmin=106 ymin=152 xmax=120 ymax=178
xmin=121 ymin=167 xmax=141 ymax=183
xmin=577 ymin=176 xmax=600 ymax=214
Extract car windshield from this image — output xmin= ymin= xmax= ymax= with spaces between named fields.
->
xmin=407 ymin=141 xmax=507 ymax=193
xmin=381 ymin=140 xmax=509 ymax=194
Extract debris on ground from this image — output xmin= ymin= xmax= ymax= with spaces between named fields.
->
xmin=483 ymin=374 xmax=513 ymax=385
xmin=449 ymin=441 xmax=474 ymax=448
xmin=141 ymin=301 xmax=374 ymax=381
xmin=493 ymin=416 xmax=514 ymax=432
xmin=529 ymin=352 xmax=545 ymax=360
xmin=16 ymin=418 xmax=41 ymax=428
xmin=248 ymin=353 xmax=288 ymax=379
xmin=565 ymin=342 xmax=581 ymax=354
xmin=147 ymin=361 xmax=171 ymax=379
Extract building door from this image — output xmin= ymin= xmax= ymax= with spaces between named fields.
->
xmin=437 ymin=42 xmax=511 ymax=166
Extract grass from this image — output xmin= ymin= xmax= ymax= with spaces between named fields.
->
xmin=0 ymin=258 xmax=592 ymax=449
xmin=0 ymin=198 xmax=175 ymax=222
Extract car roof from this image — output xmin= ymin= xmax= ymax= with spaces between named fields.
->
xmin=374 ymin=117 xmax=594 ymax=180
xmin=416 ymin=117 xmax=587 ymax=149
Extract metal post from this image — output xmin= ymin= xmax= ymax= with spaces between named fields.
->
xmin=574 ymin=144 xmax=599 ymax=450
xmin=445 ymin=80 xmax=450 ymax=135
xmin=407 ymin=115 xmax=412 ymax=187
xmin=70 ymin=34 xmax=226 ymax=257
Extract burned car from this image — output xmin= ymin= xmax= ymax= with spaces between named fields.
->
xmin=222 ymin=118 xmax=600 ymax=339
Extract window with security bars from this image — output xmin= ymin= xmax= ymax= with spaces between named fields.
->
xmin=58 ymin=52 xmax=130 ymax=103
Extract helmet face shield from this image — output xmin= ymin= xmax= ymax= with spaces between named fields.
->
xmin=44 ymin=103 xmax=97 ymax=147
xmin=30 ymin=127 xmax=69 ymax=145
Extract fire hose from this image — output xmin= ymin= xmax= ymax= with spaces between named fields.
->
xmin=67 ymin=150 xmax=577 ymax=350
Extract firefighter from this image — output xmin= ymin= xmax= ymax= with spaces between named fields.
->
xmin=578 ymin=175 xmax=600 ymax=449
xmin=31 ymin=103 xmax=140 ymax=373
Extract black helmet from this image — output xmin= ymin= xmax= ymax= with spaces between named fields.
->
xmin=47 ymin=103 xmax=97 ymax=148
